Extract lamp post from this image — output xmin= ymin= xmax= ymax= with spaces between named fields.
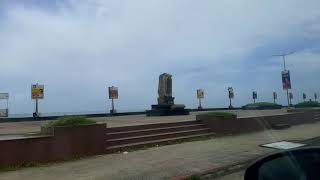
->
xmin=289 ymin=92 xmax=293 ymax=106
xmin=197 ymin=89 xmax=204 ymax=110
xmin=252 ymin=91 xmax=257 ymax=104
xmin=31 ymin=84 xmax=44 ymax=118
xmin=108 ymin=86 xmax=118 ymax=115
xmin=228 ymin=87 xmax=234 ymax=109
xmin=273 ymin=92 xmax=277 ymax=104
xmin=273 ymin=52 xmax=294 ymax=107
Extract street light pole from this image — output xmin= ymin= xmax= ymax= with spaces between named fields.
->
xmin=272 ymin=52 xmax=295 ymax=107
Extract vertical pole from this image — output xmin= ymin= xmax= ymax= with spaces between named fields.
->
xmin=6 ymin=99 xmax=8 ymax=110
xmin=274 ymin=97 xmax=276 ymax=104
xmin=283 ymin=56 xmax=286 ymax=70
xmin=286 ymin=90 xmax=290 ymax=107
xmin=198 ymin=98 xmax=202 ymax=109
xmin=283 ymin=56 xmax=290 ymax=107
xmin=111 ymin=98 xmax=115 ymax=114
xmin=6 ymin=99 xmax=9 ymax=116
xmin=229 ymin=98 xmax=232 ymax=108
xmin=35 ymin=98 xmax=39 ymax=115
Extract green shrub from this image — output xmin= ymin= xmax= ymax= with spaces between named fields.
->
xmin=44 ymin=116 xmax=96 ymax=128
xmin=242 ymin=102 xmax=282 ymax=110
xmin=295 ymin=101 xmax=320 ymax=108
xmin=205 ymin=112 xmax=235 ymax=118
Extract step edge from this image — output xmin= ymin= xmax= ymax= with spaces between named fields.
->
xmin=107 ymin=128 xmax=211 ymax=142
xmin=107 ymin=124 xmax=205 ymax=135
xmin=106 ymin=133 xmax=216 ymax=150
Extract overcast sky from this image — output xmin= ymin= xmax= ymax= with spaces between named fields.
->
xmin=1 ymin=0 xmax=320 ymax=115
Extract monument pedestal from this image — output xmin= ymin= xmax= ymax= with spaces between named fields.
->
xmin=147 ymin=73 xmax=189 ymax=116
xmin=146 ymin=104 xmax=190 ymax=116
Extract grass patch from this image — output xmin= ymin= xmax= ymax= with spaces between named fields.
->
xmin=205 ymin=112 xmax=235 ymax=118
xmin=295 ymin=101 xmax=320 ymax=108
xmin=246 ymin=102 xmax=278 ymax=106
xmin=44 ymin=116 xmax=96 ymax=128
xmin=242 ymin=102 xmax=282 ymax=110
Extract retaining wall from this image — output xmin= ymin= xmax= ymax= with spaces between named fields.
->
xmin=0 ymin=124 xmax=106 ymax=167
xmin=197 ymin=110 xmax=320 ymax=135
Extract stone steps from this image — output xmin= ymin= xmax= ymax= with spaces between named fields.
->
xmin=106 ymin=120 xmax=214 ymax=152
xmin=106 ymin=132 xmax=215 ymax=153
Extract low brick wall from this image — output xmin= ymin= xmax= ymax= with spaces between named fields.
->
xmin=0 ymin=123 xmax=106 ymax=167
xmin=197 ymin=110 xmax=320 ymax=135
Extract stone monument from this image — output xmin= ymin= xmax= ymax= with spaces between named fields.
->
xmin=146 ymin=73 xmax=189 ymax=116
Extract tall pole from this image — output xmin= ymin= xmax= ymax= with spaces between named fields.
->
xmin=273 ymin=52 xmax=294 ymax=107
xmin=35 ymin=98 xmax=39 ymax=116
xmin=284 ymin=56 xmax=290 ymax=107
xmin=198 ymin=98 xmax=202 ymax=109
xmin=111 ymin=98 xmax=115 ymax=114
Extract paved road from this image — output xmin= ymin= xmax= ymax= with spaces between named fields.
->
xmin=0 ymin=121 xmax=319 ymax=180
xmin=0 ymin=109 xmax=288 ymax=136
xmin=213 ymin=136 xmax=320 ymax=180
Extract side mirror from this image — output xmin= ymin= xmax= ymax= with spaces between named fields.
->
xmin=244 ymin=147 xmax=320 ymax=180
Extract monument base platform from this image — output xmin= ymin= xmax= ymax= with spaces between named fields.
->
xmin=146 ymin=104 xmax=190 ymax=116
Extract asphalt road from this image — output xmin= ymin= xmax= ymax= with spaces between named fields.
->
xmin=213 ymin=137 xmax=320 ymax=180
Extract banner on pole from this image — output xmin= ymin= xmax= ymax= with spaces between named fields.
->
xmin=282 ymin=70 xmax=291 ymax=90
xmin=197 ymin=89 xmax=204 ymax=99
xmin=303 ymin=93 xmax=306 ymax=100
xmin=228 ymin=87 xmax=234 ymax=99
xmin=108 ymin=86 xmax=118 ymax=99
xmin=253 ymin=91 xmax=257 ymax=99
xmin=31 ymin=84 xmax=44 ymax=99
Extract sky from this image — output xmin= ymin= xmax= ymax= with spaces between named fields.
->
xmin=0 ymin=0 xmax=320 ymax=115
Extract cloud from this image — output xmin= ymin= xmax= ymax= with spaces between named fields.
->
xmin=0 ymin=0 xmax=320 ymax=114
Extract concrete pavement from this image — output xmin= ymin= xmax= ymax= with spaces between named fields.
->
xmin=0 ymin=121 xmax=319 ymax=180
xmin=0 ymin=109 xmax=288 ymax=136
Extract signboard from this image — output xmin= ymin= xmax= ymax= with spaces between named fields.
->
xmin=273 ymin=92 xmax=277 ymax=99
xmin=289 ymin=92 xmax=293 ymax=99
xmin=228 ymin=87 xmax=234 ymax=99
xmin=197 ymin=89 xmax=204 ymax=99
xmin=31 ymin=84 xmax=44 ymax=99
xmin=0 ymin=109 xmax=8 ymax=117
xmin=253 ymin=91 xmax=257 ymax=99
xmin=0 ymin=93 xmax=9 ymax=99
xmin=108 ymin=86 xmax=118 ymax=99
xmin=303 ymin=93 xmax=306 ymax=100
xmin=282 ymin=70 xmax=291 ymax=90
xmin=0 ymin=93 xmax=9 ymax=117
